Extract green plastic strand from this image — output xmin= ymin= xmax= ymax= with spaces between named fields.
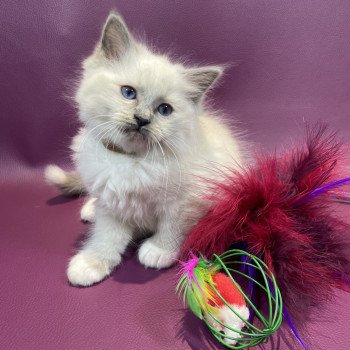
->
xmin=178 ymin=249 xmax=283 ymax=349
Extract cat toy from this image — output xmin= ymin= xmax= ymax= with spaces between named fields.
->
xmin=178 ymin=126 xmax=350 ymax=349
xmin=177 ymin=250 xmax=283 ymax=348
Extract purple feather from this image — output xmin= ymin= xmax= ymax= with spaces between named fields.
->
xmin=296 ymin=177 xmax=350 ymax=205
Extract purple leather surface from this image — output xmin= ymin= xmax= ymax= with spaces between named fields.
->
xmin=1 ymin=1 xmax=349 ymax=349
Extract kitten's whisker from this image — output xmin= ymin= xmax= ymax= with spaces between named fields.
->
xmin=89 ymin=114 xmax=115 ymax=120
xmin=78 ymin=122 xmax=110 ymax=151
xmin=163 ymin=139 xmax=182 ymax=198
xmin=78 ymin=121 xmax=115 ymax=154
xmin=148 ymin=130 xmax=169 ymax=203
xmin=153 ymin=130 xmax=185 ymax=199
xmin=99 ymin=123 xmax=123 ymax=150
xmin=141 ymin=137 xmax=151 ymax=161
xmin=105 ymin=124 xmax=123 ymax=151
xmin=94 ymin=126 xmax=114 ymax=161
xmin=161 ymin=130 xmax=188 ymax=146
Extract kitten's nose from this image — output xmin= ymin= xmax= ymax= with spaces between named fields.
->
xmin=134 ymin=115 xmax=150 ymax=127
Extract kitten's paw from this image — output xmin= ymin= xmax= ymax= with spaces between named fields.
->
xmin=80 ymin=198 xmax=96 ymax=222
xmin=138 ymin=240 xmax=178 ymax=269
xmin=67 ymin=252 xmax=119 ymax=287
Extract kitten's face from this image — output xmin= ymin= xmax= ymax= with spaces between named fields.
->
xmin=76 ymin=13 xmax=222 ymax=154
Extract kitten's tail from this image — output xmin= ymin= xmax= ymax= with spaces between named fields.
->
xmin=44 ymin=164 xmax=86 ymax=196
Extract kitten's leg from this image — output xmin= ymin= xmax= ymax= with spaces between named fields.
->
xmin=67 ymin=208 xmax=132 ymax=286
xmin=80 ymin=197 xmax=97 ymax=222
xmin=138 ymin=213 xmax=183 ymax=269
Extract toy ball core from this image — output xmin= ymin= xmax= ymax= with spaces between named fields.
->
xmin=177 ymin=249 xmax=283 ymax=349
xmin=205 ymin=272 xmax=250 ymax=346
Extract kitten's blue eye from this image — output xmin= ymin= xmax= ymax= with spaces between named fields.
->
xmin=121 ymin=86 xmax=136 ymax=100
xmin=157 ymin=103 xmax=173 ymax=116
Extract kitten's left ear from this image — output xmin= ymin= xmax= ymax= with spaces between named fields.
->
xmin=184 ymin=66 xmax=223 ymax=103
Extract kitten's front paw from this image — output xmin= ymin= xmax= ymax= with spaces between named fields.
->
xmin=67 ymin=252 xmax=119 ymax=287
xmin=138 ymin=240 xmax=178 ymax=269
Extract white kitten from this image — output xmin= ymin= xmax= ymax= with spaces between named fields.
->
xmin=45 ymin=13 xmax=246 ymax=287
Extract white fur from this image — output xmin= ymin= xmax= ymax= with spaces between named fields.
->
xmin=45 ymin=164 xmax=84 ymax=195
xmin=67 ymin=251 xmax=116 ymax=286
xmin=205 ymin=304 xmax=250 ymax=345
xmin=45 ymin=164 xmax=68 ymax=185
xmin=138 ymin=239 xmax=179 ymax=269
xmin=80 ymin=197 xmax=96 ymax=222
xmin=65 ymin=13 xmax=246 ymax=286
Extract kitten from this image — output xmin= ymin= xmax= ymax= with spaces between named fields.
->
xmin=45 ymin=12 xmax=246 ymax=287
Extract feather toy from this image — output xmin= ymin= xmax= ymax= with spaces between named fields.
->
xmin=181 ymin=125 xmax=350 ymax=326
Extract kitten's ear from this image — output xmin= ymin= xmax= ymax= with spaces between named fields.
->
xmin=185 ymin=66 xmax=223 ymax=102
xmin=100 ymin=13 xmax=131 ymax=60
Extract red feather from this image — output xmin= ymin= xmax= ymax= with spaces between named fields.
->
xmin=181 ymin=125 xmax=350 ymax=321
